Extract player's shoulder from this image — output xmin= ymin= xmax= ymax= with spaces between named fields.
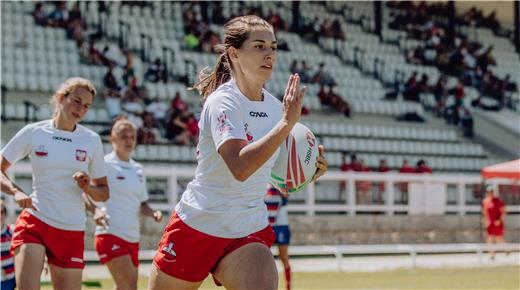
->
xmin=205 ymin=81 xmax=241 ymax=107
xmin=23 ymin=119 xmax=53 ymax=131
xmin=129 ymin=158 xmax=144 ymax=170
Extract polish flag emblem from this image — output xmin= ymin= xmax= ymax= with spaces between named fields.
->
xmin=75 ymin=149 xmax=87 ymax=162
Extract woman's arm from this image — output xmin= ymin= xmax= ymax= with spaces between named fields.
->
xmin=0 ymin=156 xmax=36 ymax=210
xmin=73 ymin=172 xmax=109 ymax=202
xmin=219 ymin=74 xmax=305 ymax=182
xmin=140 ymin=202 xmax=163 ymax=222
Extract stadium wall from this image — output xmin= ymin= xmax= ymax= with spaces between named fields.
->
xmin=81 ymin=215 xmax=520 ymax=251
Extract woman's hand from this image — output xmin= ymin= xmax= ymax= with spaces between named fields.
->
xmin=282 ymin=74 xmax=306 ymax=126
xmin=94 ymin=208 xmax=109 ymax=228
xmin=14 ymin=191 xmax=37 ymax=211
xmin=312 ymin=145 xmax=328 ymax=182
xmin=73 ymin=171 xmax=91 ymax=192
xmin=153 ymin=210 xmax=163 ymax=223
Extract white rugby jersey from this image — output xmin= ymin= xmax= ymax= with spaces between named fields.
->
xmin=95 ymin=151 xmax=148 ymax=242
xmin=1 ymin=120 xmax=107 ymax=231
xmin=176 ymin=79 xmax=283 ymax=238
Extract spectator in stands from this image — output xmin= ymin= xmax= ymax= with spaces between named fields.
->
xmin=266 ymin=10 xmax=288 ymax=32
xmin=165 ymin=108 xmax=190 ymax=145
xmin=146 ymin=98 xmax=168 ymax=126
xmin=1 ymin=200 xmax=15 ymax=290
xmin=433 ymin=75 xmax=448 ymax=116
xmin=104 ymin=88 xmax=122 ymax=119
xmin=415 ymin=159 xmax=432 ymax=174
xmin=184 ymin=29 xmax=201 ymax=51
xmin=66 ymin=2 xmax=84 ymax=44
xmin=138 ymin=113 xmax=160 ymax=144
xmin=103 ymin=65 xmax=121 ymax=91
xmin=398 ymin=159 xmax=414 ymax=204
xmin=48 ymin=1 xmax=69 ymax=28
xmin=375 ymin=159 xmax=390 ymax=204
xmin=32 ymin=2 xmax=48 ymax=26
xmin=171 ymin=92 xmax=188 ymax=112
xmin=355 ymin=159 xmax=372 ymax=204
xmin=185 ymin=113 xmax=199 ymax=146
xmin=313 ymin=63 xmax=336 ymax=87
xmin=482 ymin=185 xmax=506 ymax=260
xmin=200 ymin=29 xmax=220 ymax=53
xmin=123 ymin=50 xmax=136 ymax=86
xmin=145 ymin=59 xmax=166 ymax=83
xmin=460 ymin=108 xmax=474 ymax=137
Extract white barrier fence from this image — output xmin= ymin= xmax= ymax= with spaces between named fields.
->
xmin=83 ymin=243 xmax=520 ymax=271
xmin=5 ymin=163 xmax=520 ymax=217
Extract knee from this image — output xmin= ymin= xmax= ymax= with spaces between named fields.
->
xmin=243 ymin=267 xmax=278 ymax=290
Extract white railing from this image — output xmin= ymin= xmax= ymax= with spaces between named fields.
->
xmin=5 ymin=163 xmax=519 ymax=217
xmin=83 ymin=243 xmax=520 ymax=271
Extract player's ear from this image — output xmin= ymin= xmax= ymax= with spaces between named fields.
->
xmin=228 ymin=47 xmax=239 ymax=63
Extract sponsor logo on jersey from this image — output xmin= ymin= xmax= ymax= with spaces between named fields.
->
xmin=52 ymin=136 xmax=72 ymax=142
xmin=111 ymin=244 xmax=120 ymax=251
xmin=35 ymin=145 xmax=48 ymax=157
xmin=75 ymin=149 xmax=87 ymax=162
xmin=116 ymin=175 xmax=125 ymax=180
xmin=249 ymin=111 xmax=268 ymax=118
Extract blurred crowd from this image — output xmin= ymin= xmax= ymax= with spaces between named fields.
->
xmin=387 ymin=1 xmax=518 ymax=112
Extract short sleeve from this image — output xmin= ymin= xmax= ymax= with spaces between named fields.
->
xmin=206 ymin=95 xmax=247 ymax=151
xmin=89 ymin=135 xmax=108 ymax=179
xmin=1 ymin=124 xmax=33 ymax=165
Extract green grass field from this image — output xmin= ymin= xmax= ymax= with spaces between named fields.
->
xmin=42 ymin=266 xmax=519 ymax=289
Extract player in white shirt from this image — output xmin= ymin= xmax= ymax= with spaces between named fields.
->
xmin=0 ymin=77 xmax=109 ymax=290
xmin=86 ymin=117 xmax=163 ymax=290
xmin=149 ymin=15 xmax=328 ymax=290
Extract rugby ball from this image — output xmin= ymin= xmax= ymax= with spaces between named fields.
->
xmin=270 ymin=123 xmax=319 ymax=193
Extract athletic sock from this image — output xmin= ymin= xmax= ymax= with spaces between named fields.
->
xmin=284 ymin=266 xmax=291 ymax=290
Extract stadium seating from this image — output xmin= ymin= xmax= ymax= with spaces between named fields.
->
xmin=0 ymin=1 xmax=512 ymax=175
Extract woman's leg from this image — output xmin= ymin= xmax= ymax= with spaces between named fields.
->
xmin=105 ymin=255 xmax=138 ymax=290
xmin=148 ymin=265 xmax=203 ymax=290
xmin=48 ymin=264 xmax=82 ymax=290
xmin=213 ymin=243 xmax=278 ymax=290
xmin=14 ymin=243 xmax=46 ymax=290
xmin=278 ymin=244 xmax=292 ymax=290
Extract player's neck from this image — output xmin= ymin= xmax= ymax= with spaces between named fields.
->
xmin=115 ymin=150 xmax=130 ymax=162
xmin=234 ymin=76 xmax=264 ymax=102
xmin=54 ymin=115 xmax=76 ymax=132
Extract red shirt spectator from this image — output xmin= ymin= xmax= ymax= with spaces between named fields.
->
xmin=416 ymin=160 xmax=432 ymax=174
xmin=378 ymin=160 xmax=390 ymax=172
xmin=399 ymin=160 xmax=415 ymax=173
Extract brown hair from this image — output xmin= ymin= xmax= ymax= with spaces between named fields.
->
xmin=192 ymin=15 xmax=273 ymax=102
xmin=51 ymin=77 xmax=97 ymax=117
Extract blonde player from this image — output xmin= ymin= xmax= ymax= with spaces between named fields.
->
xmin=149 ymin=15 xmax=328 ymax=290
xmin=88 ymin=117 xmax=163 ymax=290
xmin=0 ymin=77 xmax=109 ymax=290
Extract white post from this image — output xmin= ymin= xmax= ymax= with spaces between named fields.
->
xmin=386 ymin=180 xmax=394 ymax=216
xmin=347 ymin=178 xmax=355 ymax=216
xmin=307 ymin=182 xmax=316 ymax=216
xmin=457 ymin=181 xmax=465 ymax=216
